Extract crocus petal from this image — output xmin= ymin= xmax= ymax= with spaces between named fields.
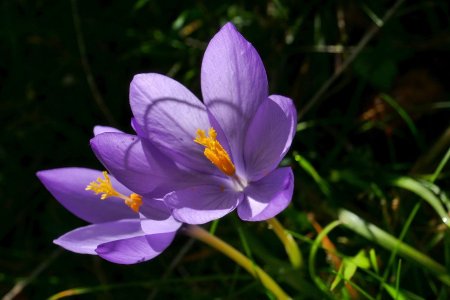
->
xmin=91 ymin=132 xmax=184 ymax=196
xmin=130 ymin=73 xmax=217 ymax=174
xmin=238 ymin=167 xmax=294 ymax=221
xmin=54 ymin=219 xmax=144 ymax=255
xmin=139 ymin=198 xmax=173 ymax=221
xmin=37 ymin=168 xmax=136 ymax=223
xmin=95 ymin=201 xmax=181 ymax=264
xmin=244 ymin=95 xmax=297 ymax=181
xmin=201 ymin=23 xmax=268 ymax=170
xmin=139 ymin=199 xmax=183 ymax=234
xmin=93 ymin=125 xmax=123 ymax=136
xmin=131 ymin=118 xmax=146 ymax=137
xmin=140 ymin=216 xmax=182 ymax=235
xmin=164 ymin=185 xmax=243 ymax=224
xmin=96 ymin=232 xmax=176 ymax=264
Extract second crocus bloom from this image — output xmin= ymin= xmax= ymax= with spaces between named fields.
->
xmin=37 ymin=167 xmax=181 ymax=264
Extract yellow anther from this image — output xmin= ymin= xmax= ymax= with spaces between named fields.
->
xmin=86 ymin=171 xmax=119 ymax=199
xmin=194 ymin=128 xmax=236 ymax=176
xmin=86 ymin=171 xmax=143 ymax=213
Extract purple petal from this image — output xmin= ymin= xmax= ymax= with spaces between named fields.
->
xmin=139 ymin=199 xmax=173 ymax=221
xmin=131 ymin=118 xmax=146 ymax=136
xmin=96 ymin=201 xmax=180 ymax=264
xmin=141 ymin=200 xmax=182 ymax=234
xmin=238 ymin=167 xmax=294 ymax=221
xmin=91 ymin=132 xmax=206 ymax=196
xmin=54 ymin=219 xmax=176 ymax=264
xmin=244 ymin=95 xmax=297 ymax=181
xmin=164 ymin=185 xmax=243 ymax=224
xmin=93 ymin=125 xmax=123 ymax=136
xmin=37 ymin=168 xmax=136 ymax=223
xmin=139 ymin=199 xmax=183 ymax=234
xmin=96 ymin=232 xmax=176 ymax=264
xmin=91 ymin=132 xmax=183 ymax=196
xmin=54 ymin=219 xmax=144 ymax=255
xmin=140 ymin=216 xmax=182 ymax=235
xmin=129 ymin=73 xmax=217 ymax=174
xmin=201 ymin=23 xmax=268 ymax=171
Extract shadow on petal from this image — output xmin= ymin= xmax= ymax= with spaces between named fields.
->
xmin=238 ymin=167 xmax=294 ymax=221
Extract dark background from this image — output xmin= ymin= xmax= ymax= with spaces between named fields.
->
xmin=1 ymin=0 xmax=450 ymax=299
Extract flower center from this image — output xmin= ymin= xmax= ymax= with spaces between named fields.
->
xmin=194 ymin=128 xmax=236 ymax=176
xmin=86 ymin=171 xmax=143 ymax=213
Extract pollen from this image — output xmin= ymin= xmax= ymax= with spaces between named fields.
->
xmin=194 ymin=128 xmax=236 ymax=176
xmin=86 ymin=171 xmax=143 ymax=213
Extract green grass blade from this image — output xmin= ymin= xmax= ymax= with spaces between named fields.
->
xmin=389 ymin=176 xmax=449 ymax=227
xmin=294 ymin=151 xmax=331 ymax=197
xmin=338 ymin=209 xmax=450 ymax=286
xmin=380 ymin=93 xmax=424 ymax=149
xmin=430 ymin=146 xmax=450 ymax=183
xmin=309 ymin=220 xmax=341 ymax=294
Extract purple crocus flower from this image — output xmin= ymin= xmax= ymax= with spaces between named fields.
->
xmin=37 ymin=136 xmax=182 ymax=264
xmin=91 ymin=23 xmax=296 ymax=225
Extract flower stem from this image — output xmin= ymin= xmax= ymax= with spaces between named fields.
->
xmin=267 ymin=217 xmax=303 ymax=269
xmin=183 ymin=225 xmax=291 ymax=300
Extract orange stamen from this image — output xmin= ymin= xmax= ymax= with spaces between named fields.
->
xmin=86 ymin=171 xmax=143 ymax=213
xmin=194 ymin=128 xmax=236 ymax=176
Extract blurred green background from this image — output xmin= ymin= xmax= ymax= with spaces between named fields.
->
xmin=1 ymin=0 xmax=450 ymax=299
